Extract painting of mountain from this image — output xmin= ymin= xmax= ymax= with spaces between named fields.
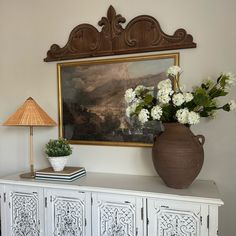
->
xmin=58 ymin=53 xmax=179 ymax=146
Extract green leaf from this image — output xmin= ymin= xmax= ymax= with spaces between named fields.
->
xmin=144 ymin=94 xmax=154 ymax=104
xmin=223 ymin=104 xmax=230 ymax=112
xmin=201 ymin=83 xmax=209 ymax=90
xmin=185 ymin=100 xmax=197 ymax=111
xmin=193 ymin=87 xmax=213 ymax=107
xmin=219 ymin=76 xmax=227 ymax=88
xmin=200 ymin=110 xmax=209 ymax=117
xmin=208 ymin=84 xmax=228 ymax=98
xmin=211 ymin=89 xmax=228 ymax=98
xmin=203 ymin=106 xmax=217 ymax=112
xmin=217 ymin=75 xmax=223 ymax=83
xmin=193 ymin=94 xmax=209 ymax=106
xmin=161 ymin=105 xmax=176 ymax=122
xmin=135 ymin=104 xmax=144 ymax=113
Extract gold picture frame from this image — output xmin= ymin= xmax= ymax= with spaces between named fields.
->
xmin=57 ymin=52 xmax=179 ymax=147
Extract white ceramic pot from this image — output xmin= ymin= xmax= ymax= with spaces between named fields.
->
xmin=48 ymin=156 xmax=69 ymax=171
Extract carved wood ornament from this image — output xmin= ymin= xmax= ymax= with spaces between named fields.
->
xmin=44 ymin=6 xmax=196 ymax=62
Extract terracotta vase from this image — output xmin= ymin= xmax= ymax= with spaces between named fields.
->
xmin=152 ymin=122 xmax=205 ymax=189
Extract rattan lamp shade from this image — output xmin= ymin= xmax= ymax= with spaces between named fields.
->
xmin=3 ymin=97 xmax=56 ymax=126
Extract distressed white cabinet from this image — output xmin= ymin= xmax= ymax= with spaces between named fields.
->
xmin=92 ymin=193 xmax=143 ymax=236
xmin=0 ymin=172 xmax=223 ymax=236
xmin=3 ymin=185 xmax=44 ymax=236
xmin=45 ymin=189 xmax=91 ymax=235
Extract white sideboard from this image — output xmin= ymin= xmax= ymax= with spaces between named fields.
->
xmin=0 ymin=172 xmax=223 ymax=236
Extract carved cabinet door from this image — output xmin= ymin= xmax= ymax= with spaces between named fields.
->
xmin=45 ymin=189 xmax=91 ymax=236
xmin=147 ymin=199 xmax=208 ymax=236
xmin=4 ymin=185 xmax=44 ymax=236
xmin=92 ymin=192 xmax=144 ymax=236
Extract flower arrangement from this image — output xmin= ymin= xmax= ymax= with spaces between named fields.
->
xmin=125 ymin=66 xmax=236 ymax=126
xmin=45 ymin=138 xmax=72 ymax=157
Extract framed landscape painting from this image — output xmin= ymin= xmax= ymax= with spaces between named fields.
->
xmin=57 ymin=53 xmax=179 ymax=147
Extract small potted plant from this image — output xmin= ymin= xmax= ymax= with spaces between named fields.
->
xmin=45 ymin=138 xmax=72 ymax=171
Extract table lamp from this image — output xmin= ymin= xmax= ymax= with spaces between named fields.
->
xmin=3 ymin=97 xmax=57 ymax=178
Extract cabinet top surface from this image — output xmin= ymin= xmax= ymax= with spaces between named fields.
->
xmin=0 ymin=171 xmax=223 ymax=205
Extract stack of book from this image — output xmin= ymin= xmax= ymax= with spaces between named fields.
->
xmin=35 ymin=166 xmax=86 ymax=182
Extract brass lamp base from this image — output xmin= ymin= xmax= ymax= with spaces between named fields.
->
xmin=20 ymin=172 xmax=35 ymax=179
xmin=20 ymin=163 xmax=35 ymax=178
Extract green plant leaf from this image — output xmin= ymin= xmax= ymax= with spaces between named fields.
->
xmin=200 ymin=110 xmax=209 ymax=117
xmin=209 ymin=86 xmax=228 ymax=99
xmin=185 ymin=100 xmax=197 ymax=111
xmin=193 ymin=93 xmax=210 ymax=107
xmin=135 ymin=104 xmax=144 ymax=113
xmin=201 ymin=83 xmax=209 ymax=90
xmin=45 ymin=138 xmax=72 ymax=157
xmin=223 ymin=104 xmax=230 ymax=112
xmin=161 ymin=105 xmax=176 ymax=122
xmin=144 ymin=94 xmax=154 ymax=104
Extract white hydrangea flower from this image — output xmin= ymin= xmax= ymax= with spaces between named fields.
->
xmin=166 ymin=66 xmax=182 ymax=77
xmin=157 ymin=90 xmax=171 ymax=104
xmin=138 ymin=109 xmax=150 ymax=124
xmin=188 ymin=111 xmax=200 ymax=125
xmin=133 ymin=98 xmax=142 ymax=104
xmin=159 ymin=86 xmax=174 ymax=95
xmin=151 ymin=105 xmax=163 ymax=120
xmin=134 ymin=85 xmax=146 ymax=95
xmin=125 ymin=105 xmax=134 ymax=118
xmin=147 ymin=87 xmax=155 ymax=96
xmin=126 ymin=106 xmax=132 ymax=117
xmin=157 ymin=80 xmax=174 ymax=104
xmin=184 ymin=92 xmax=194 ymax=103
xmin=176 ymin=108 xmax=189 ymax=124
xmin=146 ymin=86 xmax=155 ymax=90
xmin=223 ymin=72 xmax=236 ymax=90
xmin=157 ymin=79 xmax=172 ymax=90
xmin=124 ymin=88 xmax=136 ymax=103
xmin=229 ymin=100 xmax=236 ymax=111
xmin=172 ymin=93 xmax=185 ymax=106
xmin=126 ymin=100 xmax=141 ymax=117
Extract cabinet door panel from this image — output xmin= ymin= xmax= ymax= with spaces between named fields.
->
xmin=148 ymin=199 xmax=208 ymax=236
xmin=92 ymin=193 xmax=143 ymax=236
xmin=45 ymin=189 xmax=91 ymax=236
xmin=5 ymin=185 xmax=44 ymax=236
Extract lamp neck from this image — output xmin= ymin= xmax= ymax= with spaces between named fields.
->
xmin=30 ymin=126 xmax=33 ymax=136
xmin=29 ymin=126 xmax=34 ymax=176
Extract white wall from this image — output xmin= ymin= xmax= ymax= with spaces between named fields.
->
xmin=0 ymin=0 xmax=236 ymax=234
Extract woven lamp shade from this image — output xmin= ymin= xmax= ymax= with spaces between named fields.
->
xmin=3 ymin=97 xmax=57 ymax=127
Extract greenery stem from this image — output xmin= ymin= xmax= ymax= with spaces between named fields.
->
xmin=173 ymin=76 xmax=182 ymax=92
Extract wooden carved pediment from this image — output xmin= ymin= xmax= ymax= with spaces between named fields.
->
xmin=44 ymin=6 xmax=196 ymax=62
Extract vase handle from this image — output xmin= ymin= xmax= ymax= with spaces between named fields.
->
xmin=196 ymin=135 xmax=205 ymax=146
